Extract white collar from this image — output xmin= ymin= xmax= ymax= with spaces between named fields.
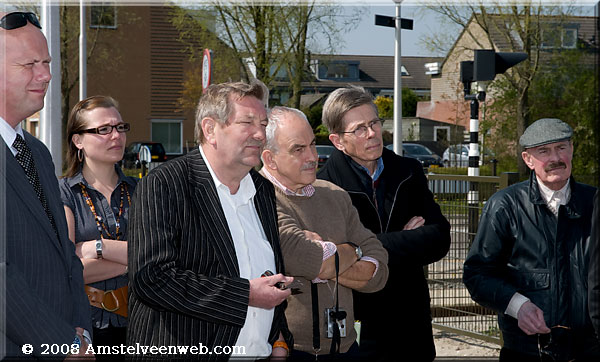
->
xmin=0 ymin=116 xmax=25 ymax=156
xmin=537 ymin=175 xmax=570 ymax=205
xmin=198 ymin=144 xmax=256 ymax=204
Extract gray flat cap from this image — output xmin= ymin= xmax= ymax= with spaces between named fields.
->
xmin=519 ymin=118 xmax=573 ymax=149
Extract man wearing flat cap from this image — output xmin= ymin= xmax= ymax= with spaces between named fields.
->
xmin=464 ymin=118 xmax=599 ymax=361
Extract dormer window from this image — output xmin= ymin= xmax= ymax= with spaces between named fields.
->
xmin=317 ymin=61 xmax=360 ymax=81
xmin=541 ymin=24 xmax=578 ymax=49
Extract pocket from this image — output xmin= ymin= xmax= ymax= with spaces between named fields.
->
xmin=507 ymin=265 xmax=550 ymax=291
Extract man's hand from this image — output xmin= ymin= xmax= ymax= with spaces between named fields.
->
xmin=249 ymin=274 xmax=292 ymax=309
xmin=403 ymin=216 xmax=425 ymax=230
xmin=517 ymin=301 xmax=551 ymax=335
xmin=64 ymin=328 xmax=94 ymax=360
xmin=303 ymin=230 xmax=323 ymax=241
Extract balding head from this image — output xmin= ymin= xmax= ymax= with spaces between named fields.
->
xmin=0 ymin=14 xmax=51 ymax=127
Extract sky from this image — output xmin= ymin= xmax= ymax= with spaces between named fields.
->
xmin=329 ymin=5 xmax=454 ymax=57
xmin=4 ymin=0 xmax=598 ymax=58
xmin=329 ymin=2 xmax=598 ymax=57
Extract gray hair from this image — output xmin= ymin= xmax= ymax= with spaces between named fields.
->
xmin=194 ymin=80 xmax=268 ymax=144
xmin=265 ymin=106 xmax=309 ymax=153
xmin=322 ymin=86 xmax=378 ymax=134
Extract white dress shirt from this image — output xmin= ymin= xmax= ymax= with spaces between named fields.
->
xmin=0 ymin=116 xmax=24 ymax=156
xmin=199 ymin=146 xmax=276 ymax=359
xmin=505 ymin=175 xmax=571 ymax=319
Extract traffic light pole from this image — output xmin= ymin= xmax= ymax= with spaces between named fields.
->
xmin=464 ymin=85 xmax=487 ymax=243
xmin=460 ymin=49 xmax=526 ymax=245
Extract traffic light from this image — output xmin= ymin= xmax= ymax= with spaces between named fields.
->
xmin=472 ymin=49 xmax=527 ymax=81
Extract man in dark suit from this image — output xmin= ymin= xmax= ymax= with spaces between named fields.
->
xmin=128 ymin=81 xmax=293 ymax=360
xmin=0 ymin=11 xmax=92 ymax=359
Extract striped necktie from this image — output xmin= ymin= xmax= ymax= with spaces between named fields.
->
xmin=13 ymin=134 xmax=58 ymax=235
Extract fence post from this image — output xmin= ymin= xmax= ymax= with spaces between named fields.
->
xmin=499 ymin=172 xmax=519 ymax=190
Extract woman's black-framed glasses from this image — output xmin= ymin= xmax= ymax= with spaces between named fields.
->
xmin=338 ymin=119 xmax=384 ymax=138
xmin=0 ymin=12 xmax=41 ymax=30
xmin=537 ymin=325 xmax=574 ymax=361
xmin=80 ymin=123 xmax=131 ymax=135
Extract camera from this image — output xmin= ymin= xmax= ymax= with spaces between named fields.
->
xmin=325 ymin=308 xmax=347 ymax=338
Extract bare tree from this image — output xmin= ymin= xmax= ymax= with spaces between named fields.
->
xmin=421 ymin=0 xmax=583 ymax=177
xmin=171 ymin=1 xmax=361 ymax=110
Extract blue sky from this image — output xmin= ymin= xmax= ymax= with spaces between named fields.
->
xmin=329 ymin=2 xmax=598 ymax=57
xmin=331 ymin=5 xmax=455 ymax=57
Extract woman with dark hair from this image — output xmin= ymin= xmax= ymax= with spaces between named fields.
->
xmin=60 ymin=95 xmax=136 ymax=358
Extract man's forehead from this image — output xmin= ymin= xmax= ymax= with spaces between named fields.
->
xmin=529 ymin=140 xmax=571 ymax=151
xmin=343 ymin=106 xmax=378 ymax=123
xmin=231 ymin=95 xmax=266 ymax=115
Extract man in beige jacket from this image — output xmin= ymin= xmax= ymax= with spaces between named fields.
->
xmin=260 ymin=106 xmax=388 ymax=360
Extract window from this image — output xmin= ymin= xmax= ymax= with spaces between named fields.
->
xmin=562 ymin=28 xmax=577 ymax=49
xmin=541 ymin=28 xmax=561 ymax=49
xmin=151 ymin=120 xmax=182 ymax=154
xmin=434 ymin=126 xmax=450 ymax=142
xmin=90 ymin=4 xmax=117 ymax=29
xmin=317 ymin=61 xmax=360 ymax=81
xmin=541 ymin=24 xmax=578 ymax=49
xmin=401 ymin=65 xmax=409 ymax=76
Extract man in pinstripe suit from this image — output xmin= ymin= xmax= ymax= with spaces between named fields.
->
xmin=128 ymin=81 xmax=293 ymax=360
xmin=1 ymin=11 xmax=92 ymax=359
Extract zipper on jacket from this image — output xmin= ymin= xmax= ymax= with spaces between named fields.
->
xmin=347 ymin=170 xmax=413 ymax=234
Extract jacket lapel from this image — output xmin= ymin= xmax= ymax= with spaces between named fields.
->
xmin=251 ymin=170 xmax=284 ymax=273
xmin=187 ymin=150 xmax=240 ymax=277
xmin=2 ymin=141 xmax=67 ymax=263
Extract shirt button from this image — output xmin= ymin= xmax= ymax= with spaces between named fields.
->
xmin=253 ymin=312 xmax=257 ymax=318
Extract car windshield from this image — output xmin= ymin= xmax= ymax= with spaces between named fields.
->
xmin=404 ymin=144 xmax=433 ymax=156
xmin=316 ymin=146 xmax=334 ymax=155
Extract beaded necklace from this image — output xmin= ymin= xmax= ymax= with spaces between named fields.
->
xmin=80 ymin=182 xmax=131 ymax=240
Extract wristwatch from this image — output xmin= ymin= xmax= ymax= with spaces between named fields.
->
xmin=95 ymin=239 xmax=103 ymax=259
xmin=72 ymin=334 xmax=82 ymax=347
xmin=347 ymin=242 xmax=363 ymax=260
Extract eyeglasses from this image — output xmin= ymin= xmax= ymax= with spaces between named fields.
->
xmin=339 ymin=119 xmax=384 ymax=138
xmin=80 ymin=123 xmax=130 ymax=135
xmin=0 ymin=12 xmax=42 ymax=30
xmin=537 ymin=325 xmax=574 ymax=361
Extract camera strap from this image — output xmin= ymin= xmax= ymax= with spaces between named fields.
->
xmin=310 ymin=251 xmax=342 ymax=357
xmin=311 ymin=281 xmax=320 ymax=355
xmin=329 ymin=251 xmax=341 ymax=354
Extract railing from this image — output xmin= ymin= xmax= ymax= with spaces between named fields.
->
xmin=426 ymin=172 xmax=519 ymax=345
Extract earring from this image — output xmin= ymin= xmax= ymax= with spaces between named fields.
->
xmin=77 ymin=148 xmax=84 ymax=162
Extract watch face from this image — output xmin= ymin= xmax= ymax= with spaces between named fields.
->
xmin=356 ymin=246 xmax=363 ymax=259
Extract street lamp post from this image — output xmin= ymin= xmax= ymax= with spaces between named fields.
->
xmin=374 ymin=1 xmax=412 ymax=155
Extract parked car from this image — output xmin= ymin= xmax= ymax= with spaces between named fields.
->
xmin=316 ymin=145 xmax=335 ymax=168
xmin=386 ymin=143 xmax=444 ymax=168
xmin=442 ymin=144 xmax=495 ymax=167
xmin=442 ymin=144 xmax=469 ymax=167
xmin=122 ymin=142 xmax=167 ymax=168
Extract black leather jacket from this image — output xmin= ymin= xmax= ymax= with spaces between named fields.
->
xmin=318 ymin=148 xmax=450 ymax=359
xmin=464 ymin=173 xmax=597 ymax=356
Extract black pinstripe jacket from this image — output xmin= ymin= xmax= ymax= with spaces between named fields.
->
xmin=127 ymin=149 xmax=291 ymax=360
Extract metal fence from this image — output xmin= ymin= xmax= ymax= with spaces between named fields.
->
xmin=425 ymin=173 xmax=519 ymax=345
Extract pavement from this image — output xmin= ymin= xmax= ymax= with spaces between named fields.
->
xmin=433 ymin=328 xmax=500 ymax=361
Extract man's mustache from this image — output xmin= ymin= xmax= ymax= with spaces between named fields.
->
xmin=246 ymin=140 xmax=264 ymax=148
xmin=301 ymin=162 xmax=317 ymax=171
xmin=545 ymin=161 xmax=567 ymax=172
